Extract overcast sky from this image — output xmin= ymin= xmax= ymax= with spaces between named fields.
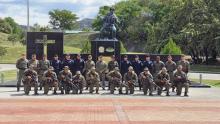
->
xmin=0 ymin=0 xmax=121 ymax=26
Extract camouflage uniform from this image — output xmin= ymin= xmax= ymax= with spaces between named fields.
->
xmin=123 ymin=71 xmax=138 ymax=94
xmin=106 ymin=69 xmax=122 ymax=94
xmin=84 ymin=59 xmax=95 ymax=89
xmin=139 ymin=72 xmax=154 ymax=95
xmin=96 ymin=60 xmax=107 ymax=89
xmin=38 ymin=59 xmax=50 ymax=90
xmin=108 ymin=60 xmax=119 ymax=72
xmin=58 ymin=70 xmax=73 ymax=94
xmin=72 ymin=73 xmax=86 ymax=94
xmin=22 ymin=69 xmax=38 ymax=95
xmin=165 ymin=61 xmax=177 ymax=87
xmin=155 ymin=72 xmax=171 ymax=96
xmin=43 ymin=70 xmax=58 ymax=95
xmin=177 ymin=60 xmax=190 ymax=74
xmin=153 ymin=61 xmax=165 ymax=77
xmin=28 ymin=59 xmax=39 ymax=72
xmin=86 ymin=70 xmax=100 ymax=94
xmin=174 ymin=71 xmax=189 ymax=96
xmin=16 ymin=58 xmax=28 ymax=91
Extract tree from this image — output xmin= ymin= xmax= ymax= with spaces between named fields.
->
xmin=0 ymin=18 xmax=12 ymax=34
xmin=49 ymin=9 xmax=78 ymax=30
xmin=161 ymin=38 xmax=182 ymax=54
xmin=80 ymin=40 xmax=91 ymax=54
xmin=4 ymin=17 xmax=22 ymax=34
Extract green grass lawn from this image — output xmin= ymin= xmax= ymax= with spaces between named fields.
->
xmin=0 ymin=70 xmax=17 ymax=82
xmin=190 ymin=78 xmax=220 ymax=87
xmin=190 ymin=64 xmax=220 ymax=73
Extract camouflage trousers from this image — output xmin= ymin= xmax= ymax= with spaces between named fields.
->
xmin=38 ymin=70 xmax=47 ymax=90
xmin=89 ymin=81 xmax=99 ymax=93
xmin=17 ymin=69 xmax=25 ymax=90
xmin=109 ymin=81 xmax=122 ymax=94
xmin=59 ymin=81 xmax=73 ymax=94
xmin=23 ymin=80 xmax=38 ymax=95
xmin=141 ymin=81 xmax=153 ymax=95
xmin=156 ymin=81 xmax=171 ymax=95
xmin=43 ymin=80 xmax=58 ymax=94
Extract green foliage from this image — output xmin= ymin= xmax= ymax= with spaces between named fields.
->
xmin=7 ymin=34 xmax=18 ymax=45
xmin=120 ymin=41 xmax=127 ymax=53
xmin=0 ymin=18 xmax=12 ymax=34
xmin=161 ymin=38 xmax=182 ymax=54
xmin=4 ymin=17 xmax=22 ymax=34
xmin=0 ymin=45 xmax=7 ymax=57
xmin=80 ymin=40 xmax=91 ymax=54
xmin=49 ymin=9 xmax=78 ymax=30
xmin=93 ymin=0 xmax=220 ymax=64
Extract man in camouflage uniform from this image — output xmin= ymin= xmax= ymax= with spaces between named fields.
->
xmin=177 ymin=55 xmax=190 ymax=75
xmin=165 ymin=55 xmax=177 ymax=92
xmin=38 ymin=54 xmax=50 ymax=90
xmin=22 ymin=65 xmax=38 ymax=95
xmin=86 ymin=67 xmax=100 ymax=94
xmin=58 ymin=66 xmax=73 ymax=94
xmin=155 ymin=67 xmax=171 ymax=96
xmin=123 ymin=66 xmax=138 ymax=94
xmin=174 ymin=65 xmax=189 ymax=96
xmin=139 ymin=67 xmax=154 ymax=96
xmin=42 ymin=66 xmax=58 ymax=95
xmin=83 ymin=55 xmax=95 ymax=90
xmin=106 ymin=67 xmax=122 ymax=94
xmin=16 ymin=54 xmax=28 ymax=92
xmin=72 ymin=71 xmax=86 ymax=94
xmin=108 ymin=55 xmax=119 ymax=72
xmin=28 ymin=54 xmax=39 ymax=72
xmin=153 ymin=56 xmax=165 ymax=78
xmin=96 ymin=55 xmax=107 ymax=90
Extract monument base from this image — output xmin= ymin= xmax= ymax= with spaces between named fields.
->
xmin=91 ymin=38 xmax=120 ymax=62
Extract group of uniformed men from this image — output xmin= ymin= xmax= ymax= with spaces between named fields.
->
xmin=16 ymin=53 xmax=190 ymax=96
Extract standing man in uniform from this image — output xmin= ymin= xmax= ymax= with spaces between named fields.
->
xmin=72 ymin=71 xmax=86 ymax=94
xmin=142 ymin=54 xmax=154 ymax=74
xmin=38 ymin=54 xmax=50 ymax=90
xmin=139 ymin=67 xmax=154 ymax=96
xmin=96 ymin=55 xmax=108 ymax=90
xmin=108 ymin=55 xmax=119 ymax=72
xmin=83 ymin=55 xmax=95 ymax=90
xmin=155 ymin=67 xmax=171 ymax=96
xmin=50 ymin=54 xmax=62 ymax=76
xmin=107 ymin=55 xmax=119 ymax=90
xmin=73 ymin=54 xmax=85 ymax=74
xmin=120 ymin=55 xmax=132 ymax=78
xmin=177 ymin=55 xmax=190 ymax=75
xmin=107 ymin=67 xmax=122 ymax=94
xmin=123 ymin=66 xmax=138 ymax=94
xmin=165 ymin=55 xmax=177 ymax=92
xmin=86 ymin=67 xmax=100 ymax=94
xmin=153 ymin=56 xmax=165 ymax=78
xmin=174 ymin=65 xmax=189 ymax=96
xmin=28 ymin=54 xmax=39 ymax=72
xmin=42 ymin=66 xmax=58 ymax=95
xmin=132 ymin=55 xmax=143 ymax=90
xmin=62 ymin=54 xmax=74 ymax=74
xmin=16 ymin=54 xmax=28 ymax=92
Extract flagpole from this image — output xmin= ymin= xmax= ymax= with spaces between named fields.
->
xmin=27 ymin=0 xmax=30 ymax=31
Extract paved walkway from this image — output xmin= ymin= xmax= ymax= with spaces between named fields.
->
xmin=0 ymin=88 xmax=220 ymax=123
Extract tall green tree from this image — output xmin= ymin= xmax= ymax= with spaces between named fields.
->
xmin=49 ymin=9 xmax=78 ymax=30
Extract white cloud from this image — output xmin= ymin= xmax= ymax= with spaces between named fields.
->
xmin=0 ymin=0 xmax=122 ymax=26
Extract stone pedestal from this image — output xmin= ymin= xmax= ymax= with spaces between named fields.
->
xmin=91 ymin=39 xmax=120 ymax=62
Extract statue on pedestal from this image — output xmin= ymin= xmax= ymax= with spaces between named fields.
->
xmin=100 ymin=8 xmax=118 ymax=40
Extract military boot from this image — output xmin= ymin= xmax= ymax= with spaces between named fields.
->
xmin=184 ymin=92 xmax=188 ymax=97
